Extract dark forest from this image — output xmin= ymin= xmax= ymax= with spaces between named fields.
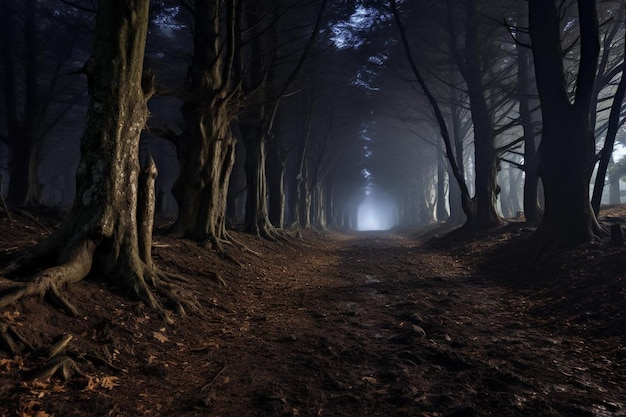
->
xmin=1 ymin=1 xmax=625 ymax=416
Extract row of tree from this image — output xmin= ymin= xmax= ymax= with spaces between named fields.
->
xmin=358 ymin=0 xmax=626 ymax=249
xmin=0 ymin=0 xmax=624 ymax=318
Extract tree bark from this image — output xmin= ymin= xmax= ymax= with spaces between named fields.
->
xmin=171 ymin=0 xmax=238 ymax=246
xmin=436 ymin=149 xmax=448 ymax=222
xmin=530 ymin=0 xmax=604 ymax=248
xmin=517 ymin=34 xmax=542 ymax=225
xmin=0 ymin=0 xmax=189 ymax=321
xmin=447 ymin=83 xmax=467 ymax=224
xmin=241 ymin=121 xmax=275 ymax=237
xmin=267 ymin=135 xmax=286 ymax=229
xmin=591 ymin=11 xmax=626 ymax=215
xmin=459 ymin=0 xmax=501 ymax=230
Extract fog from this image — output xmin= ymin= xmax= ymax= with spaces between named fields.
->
xmin=356 ymin=188 xmax=398 ymax=231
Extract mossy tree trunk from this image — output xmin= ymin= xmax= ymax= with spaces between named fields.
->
xmin=0 ymin=0 xmax=190 ymax=323
xmin=238 ymin=0 xmax=278 ymax=239
xmin=171 ymin=0 xmax=238 ymax=247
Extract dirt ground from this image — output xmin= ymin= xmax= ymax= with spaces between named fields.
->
xmin=0 ymin=208 xmax=625 ymax=417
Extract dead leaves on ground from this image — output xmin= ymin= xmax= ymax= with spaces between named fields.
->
xmin=152 ymin=329 xmax=169 ymax=343
xmin=7 ymin=374 xmax=122 ymax=417
xmin=85 ymin=375 xmax=120 ymax=390
xmin=0 ymin=356 xmax=24 ymax=372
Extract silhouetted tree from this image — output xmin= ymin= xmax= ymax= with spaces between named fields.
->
xmin=529 ymin=0 xmax=604 ymax=248
xmin=238 ymin=0 xmax=327 ymax=237
xmin=591 ymin=3 xmax=626 ymax=214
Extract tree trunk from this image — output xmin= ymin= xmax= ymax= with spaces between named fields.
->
xmin=241 ymin=122 xmax=275 ymax=237
xmin=390 ymin=0 xmax=474 ymax=226
xmin=517 ymin=36 xmax=542 ymax=225
xmin=530 ymin=0 xmax=604 ymax=248
xmin=462 ymin=0 xmax=501 ymax=230
xmin=0 ymin=0 xmax=189 ymax=320
xmin=608 ymin=156 xmax=621 ymax=205
xmin=447 ymin=84 xmax=466 ymax=224
xmin=267 ymin=137 xmax=286 ymax=229
xmin=171 ymin=0 xmax=237 ymax=246
xmin=226 ymin=138 xmax=246 ymax=225
xmin=293 ymin=106 xmax=312 ymax=229
xmin=436 ymin=149 xmax=448 ymax=221
xmin=591 ymin=26 xmax=626 ymax=215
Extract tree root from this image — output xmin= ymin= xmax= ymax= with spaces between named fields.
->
xmin=120 ymin=264 xmax=201 ymax=324
xmin=34 ymin=355 xmax=87 ymax=381
xmin=0 ymin=241 xmax=95 ymax=310
xmin=223 ymin=231 xmax=262 ymax=257
xmin=47 ymin=334 xmax=73 ymax=359
xmin=0 ymin=235 xmax=199 ymax=330
xmin=0 ymin=321 xmax=34 ymax=354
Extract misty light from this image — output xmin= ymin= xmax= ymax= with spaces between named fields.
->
xmin=356 ymin=193 xmax=398 ymax=231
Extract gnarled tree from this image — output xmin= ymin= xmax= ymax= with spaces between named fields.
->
xmin=170 ymin=0 xmax=239 ymax=247
xmin=0 ymin=0 xmax=191 ymax=333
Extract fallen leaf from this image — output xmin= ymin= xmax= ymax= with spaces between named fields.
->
xmin=100 ymin=376 xmax=120 ymax=390
xmin=153 ymin=331 xmax=169 ymax=343
xmin=85 ymin=376 xmax=100 ymax=391
xmin=361 ymin=376 xmax=378 ymax=384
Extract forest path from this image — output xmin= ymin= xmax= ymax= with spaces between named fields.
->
xmin=1 ymin=224 xmax=625 ymax=417
xmin=184 ymin=231 xmax=625 ymax=417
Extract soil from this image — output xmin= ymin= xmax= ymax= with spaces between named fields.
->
xmin=0 ymin=208 xmax=625 ymax=417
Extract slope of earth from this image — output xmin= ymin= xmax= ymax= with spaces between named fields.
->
xmin=0 ymin=209 xmax=625 ymax=417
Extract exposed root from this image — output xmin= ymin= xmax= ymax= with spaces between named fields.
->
xmin=0 ymin=241 xmax=95 ymax=309
xmin=155 ymin=276 xmax=201 ymax=315
xmin=224 ymin=231 xmax=262 ymax=257
xmin=258 ymin=227 xmax=279 ymax=243
xmin=82 ymin=351 xmax=125 ymax=373
xmin=0 ymin=321 xmax=34 ymax=354
xmin=125 ymin=269 xmax=174 ymax=324
xmin=47 ymin=283 xmax=80 ymax=316
xmin=34 ymin=354 xmax=86 ymax=382
xmin=1 ymin=233 xmax=198 ymax=331
xmin=119 ymin=263 xmax=201 ymax=325
xmin=47 ymin=334 xmax=73 ymax=359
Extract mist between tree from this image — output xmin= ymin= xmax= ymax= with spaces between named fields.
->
xmin=1 ymin=0 xmax=626 ymax=247
xmin=355 ymin=187 xmax=399 ymax=231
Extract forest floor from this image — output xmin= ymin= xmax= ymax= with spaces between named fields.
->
xmin=0 ymin=208 xmax=625 ymax=417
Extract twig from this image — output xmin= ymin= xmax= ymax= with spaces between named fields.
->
xmin=200 ymin=365 xmax=228 ymax=392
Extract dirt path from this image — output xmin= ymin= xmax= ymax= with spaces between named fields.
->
xmin=1 ymin=226 xmax=625 ymax=417
xmin=177 ymin=232 xmax=625 ymax=417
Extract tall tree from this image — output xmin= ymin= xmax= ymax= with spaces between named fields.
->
xmin=591 ymin=2 xmax=626 ymax=214
xmin=0 ymin=0 xmax=189 ymax=329
xmin=170 ymin=0 xmax=239 ymax=249
xmin=389 ymin=0 xmax=475 ymax=225
xmin=238 ymin=0 xmax=327 ymax=237
xmin=529 ymin=0 xmax=604 ymax=248
xmin=446 ymin=0 xmax=503 ymax=230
